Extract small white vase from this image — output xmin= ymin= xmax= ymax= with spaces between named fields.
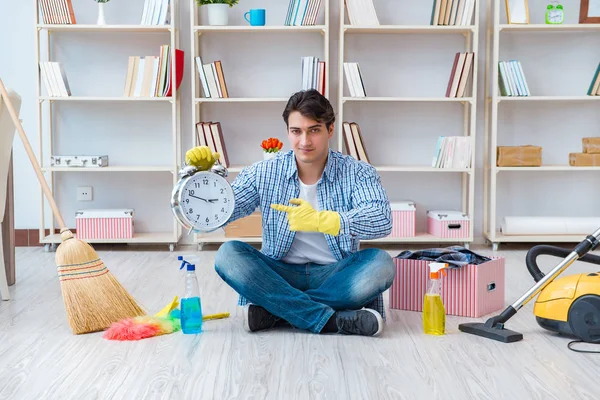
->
xmin=97 ymin=3 xmax=106 ymax=25
xmin=263 ymin=152 xmax=276 ymax=161
xmin=207 ymin=4 xmax=229 ymax=26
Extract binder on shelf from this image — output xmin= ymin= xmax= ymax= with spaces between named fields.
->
xmin=432 ymin=136 xmax=472 ymax=168
xmin=141 ymin=0 xmax=171 ymax=25
xmin=343 ymin=62 xmax=366 ymax=97
xmin=498 ymin=60 xmax=530 ymax=97
xmin=285 ymin=0 xmax=324 ymax=26
xmin=342 ymin=121 xmax=369 ymax=163
xmin=40 ymin=61 xmax=71 ymax=97
xmin=430 ymin=0 xmax=476 ymax=26
xmin=446 ymin=52 xmax=474 ymax=98
xmin=587 ymin=62 xmax=600 ymax=96
xmin=302 ymin=56 xmax=326 ymax=95
xmin=345 ymin=0 xmax=379 ymax=25
xmin=39 ymin=0 xmax=76 ymax=24
xmin=124 ymin=45 xmax=183 ymax=98
xmin=195 ymin=57 xmax=229 ymax=99
xmin=196 ymin=121 xmax=230 ymax=168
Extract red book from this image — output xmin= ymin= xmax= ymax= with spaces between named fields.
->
xmin=165 ymin=49 xmax=184 ymax=97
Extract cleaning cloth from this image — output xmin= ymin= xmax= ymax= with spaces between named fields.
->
xmin=395 ymin=246 xmax=491 ymax=268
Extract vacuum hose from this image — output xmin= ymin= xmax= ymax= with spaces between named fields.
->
xmin=526 ymin=244 xmax=600 ymax=283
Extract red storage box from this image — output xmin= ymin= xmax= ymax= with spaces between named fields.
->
xmin=427 ymin=210 xmax=470 ymax=239
xmin=389 ymin=256 xmax=505 ymax=318
xmin=75 ymin=209 xmax=134 ymax=240
xmin=390 ymin=201 xmax=416 ymax=237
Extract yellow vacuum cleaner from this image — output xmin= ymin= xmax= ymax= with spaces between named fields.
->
xmin=459 ymin=227 xmax=600 ymax=345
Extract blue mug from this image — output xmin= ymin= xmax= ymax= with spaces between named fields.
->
xmin=244 ymin=9 xmax=266 ymax=26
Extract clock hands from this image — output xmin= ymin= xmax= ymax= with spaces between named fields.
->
xmin=208 ymin=199 xmax=219 ymax=203
xmin=189 ymin=194 xmax=209 ymax=203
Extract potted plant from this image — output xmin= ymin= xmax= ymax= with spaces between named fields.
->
xmin=196 ymin=0 xmax=239 ymax=26
xmin=261 ymin=138 xmax=283 ymax=160
xmin=94 ymin=0 xmax=110 ymax=25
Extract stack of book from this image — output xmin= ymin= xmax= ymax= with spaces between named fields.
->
xmin=430 ymin=0 xmax=476 ymax=26
xmin=343 ymin=62 xmax=366 ymax=97
xmin=39 ymin=0 xmax=76 ymax=24
xmin=342 ymin=122 xmax=369 ymax=163
xmin=39 ymin=61 xmax=71 ymax=97
xmin=446 ymin=52 xmax=474 ymax=98
xmin=195 ymin=57 xmax=229 ymax=99
xmin=196 ymin=122 xmax=230 ymax=168
xmin=140 ymin=0 xmax=171 ymax=25
xmin=301 ymin=57 xmax=326 ymax=95
xmin=345 ymin=0 xmax=379 ymax=25
xmin=432 ymin=136 xmax=472 ymax=168
xmin=587 ymin=63 xmax=600 ymax=96
xmin=285 ymin=0 xmax=323 ymax=26
xmin=123 ymin=45 xmax=183 ymax=98
xmin=498 ymin=60 xmax=530 ymax=97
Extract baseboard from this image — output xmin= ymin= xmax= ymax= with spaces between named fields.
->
xmin=15 ymin=229 xmax=76 ymax=247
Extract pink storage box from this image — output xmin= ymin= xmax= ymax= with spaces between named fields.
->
xmin=390 ymin=201 xmax=416 ymax=237
xmin=389 ymin=256 xmax=505 ymax=318
xmin=75 ymin=209 xmax=134 ymax=240
xmin=427 ymin=210 xmax=470 ymax=239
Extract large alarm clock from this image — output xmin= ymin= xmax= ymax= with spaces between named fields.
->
xmin=171 ymin=163 xmax=235 ymax=233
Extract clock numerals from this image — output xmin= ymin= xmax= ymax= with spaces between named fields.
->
xmin=189 ymin=190 xmax=195 ymax=196
xmin=223 ymin=198 xmax=228 ymax=203
xmin=220 ymin=188 xmax=224 ymax=194
xmin=188 ymin=208 xmax=193 ymax=214
xmin=203 ymin=178 xmax=209 ymax=185
xmin=194 ymin=182 xmax=201 ymax=189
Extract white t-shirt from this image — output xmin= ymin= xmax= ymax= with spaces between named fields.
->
xmin=281 ymin=179 xmax=338 ymax=265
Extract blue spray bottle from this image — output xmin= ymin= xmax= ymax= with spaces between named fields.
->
xmin=178 ymin=255 xmax=203 ymax=334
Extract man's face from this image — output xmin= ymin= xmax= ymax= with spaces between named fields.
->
xmin=287 ymin=111 xmax=333 ymax=166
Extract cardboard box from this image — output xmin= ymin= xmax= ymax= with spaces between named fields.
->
xmin=224 ymin=212 xmax=262 ymax=237
xmin=389 ymin=256 xmax=505 ymax=318
xmin=389 ymin=201 xmax=416 ymax=237
xmin=582 ymin=138 xmax=600 ymax=154
xmin=75 ymin=209 xmax=134 ymax=239
xmin=427 ymin=210 xmax=470 ymax=239
xmin=569 ymin=152 xmax=600 ymax=166
xmin=496 ymin=145 xmax=542 ymax=167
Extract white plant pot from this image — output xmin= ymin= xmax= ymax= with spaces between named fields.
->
xmin=263 ymin=152 xmax=276 ymax=161
xmin=97 ymin=3 xmax=106 ymax=25
xmin=206 ymin=4 xmax=229 ymax=26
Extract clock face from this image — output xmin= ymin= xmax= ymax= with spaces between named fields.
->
xmin=547 ymin=10 xmax=563 ymax=23
xmin=178 ymin=171 xmax=235 ymax=232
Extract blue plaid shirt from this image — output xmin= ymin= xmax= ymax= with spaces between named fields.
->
xmin=226 ymin=149 xmax=393 ymax=319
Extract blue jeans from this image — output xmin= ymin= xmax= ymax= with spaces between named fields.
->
xmin=214 ymin=240 xmax=396 ymax=333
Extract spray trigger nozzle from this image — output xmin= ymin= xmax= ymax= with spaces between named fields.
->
xmin=429 ymin=262 xmax=448 ymax=279
xmin=178 ymin=255 xmax=199 ymax=271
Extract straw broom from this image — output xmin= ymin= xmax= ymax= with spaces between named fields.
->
xmin=0 ymin=78 xmax=145 ymax=334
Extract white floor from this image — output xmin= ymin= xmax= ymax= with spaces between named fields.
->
xmin=0 ymin=243 xmax=599 ymax=400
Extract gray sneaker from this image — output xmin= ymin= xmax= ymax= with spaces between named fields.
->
xmin=335 ymin=308 xmax=383 ymax=336
xmin=243 ymin=305 xmax=288 ymax=332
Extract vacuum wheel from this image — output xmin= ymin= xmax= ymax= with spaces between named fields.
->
xmin=568 ymin=295 xmax=600 ymax=344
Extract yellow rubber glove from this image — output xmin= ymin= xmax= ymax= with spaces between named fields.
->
xmin=185 ymin=146 xmax=220 ymax=171
xmin=271 ymin=198 xmax=340 ymax=236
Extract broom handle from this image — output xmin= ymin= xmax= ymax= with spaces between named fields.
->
xmin=0 ymin=78 xmax=67 ymax=230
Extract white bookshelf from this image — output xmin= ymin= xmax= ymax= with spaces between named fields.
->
xmin=336 ymin=0 xmax=480 ymax=246
xmin=190 ymin=0 xmax=330 ymax=249
xmin=34 ymin=0 xmax=182 ymax=252
xmin=482 ymin=1 xmax=600 ymax=251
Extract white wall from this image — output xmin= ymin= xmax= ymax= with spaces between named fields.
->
xmin=2 ymin=0 xmax=599 ymax=245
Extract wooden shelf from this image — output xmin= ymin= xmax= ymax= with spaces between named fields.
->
xmin=485 ymin=231 xmax=589 ymax=243
xmin=496 ymin=165 xmax=600 ymax=172
xmin=499 ymin=23 xmax=600 ymax=32
xmin=375 ymin=166 xmax=472 ymax=173
xmin=194 ymin=25 xmax=326 ymax=33
xmin=42 ymin=166 xmax=175 ymax=173
xmin=39 ymin=96 xmax=173 ymax=102
xmin=497 ymin=96 xmax=600 ymax=102
xmin=194 ymin=97 xmax=289 ymax=103
xmin=343 ymin=25 xmax=475 ymax=34
xmin=342 ymin=96 xmax=473 ymax=103
xmin=41 ymin=232 xmax=180 ymax=245
xmin=37 ymin=24 xmax=172 ymax=32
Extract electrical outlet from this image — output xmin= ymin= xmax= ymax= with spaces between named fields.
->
xmin=77 ymin=186 xmax=93 ymax=201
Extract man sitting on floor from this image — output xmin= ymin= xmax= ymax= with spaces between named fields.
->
xmin=186 ymin=89 xmax=395 ymax=336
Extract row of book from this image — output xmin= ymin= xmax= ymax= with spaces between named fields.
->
xmin=141 ymin=0 xmax=171 ymax=26
xmin=39 ymin=61 xmax=71 ymax=97
xmin=195 ymin=57 xmax=229 ymax=99
xmin=124 ymin=45 xmax=183 ymax=98
xmin=196 ymin=122 xmax=230 ymax=168
xmin=430 ymin=0 xmax=476 ymax=26
xmin=301 ymin=57 xmax=326 ymax=96
xmin=498 ymin=60 xmax=530 ymax=97
xmin=446 ymin=52 xmax=474 ymax=98
xmin=285 ymin=0 xmax=323 ymax=26
xmin=343 ymin=62 xmax=367 ymax=97
xmin=39 ymin=0 xmax=76 ymax=24
xmin=432 ymin=136 xmax=473 ymax=168
xmin=345 ymin=0 xmax=379 ymax=26
xmin=587 ymin=62 xmax=600 ymax=96
xmin=342 ymin=122 xmax=370 ymax=163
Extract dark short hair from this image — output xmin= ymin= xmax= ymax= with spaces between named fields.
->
xmin=282 ymin=89 xmax=335 ymax=129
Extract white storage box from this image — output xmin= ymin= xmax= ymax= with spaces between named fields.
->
xmin=76 ymin=209 xmax=134 ymax=240
xmin=427 ymin=210 xmax=470 ymax=239
xmin=390 ymin=201 xmax=416 ymax=237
